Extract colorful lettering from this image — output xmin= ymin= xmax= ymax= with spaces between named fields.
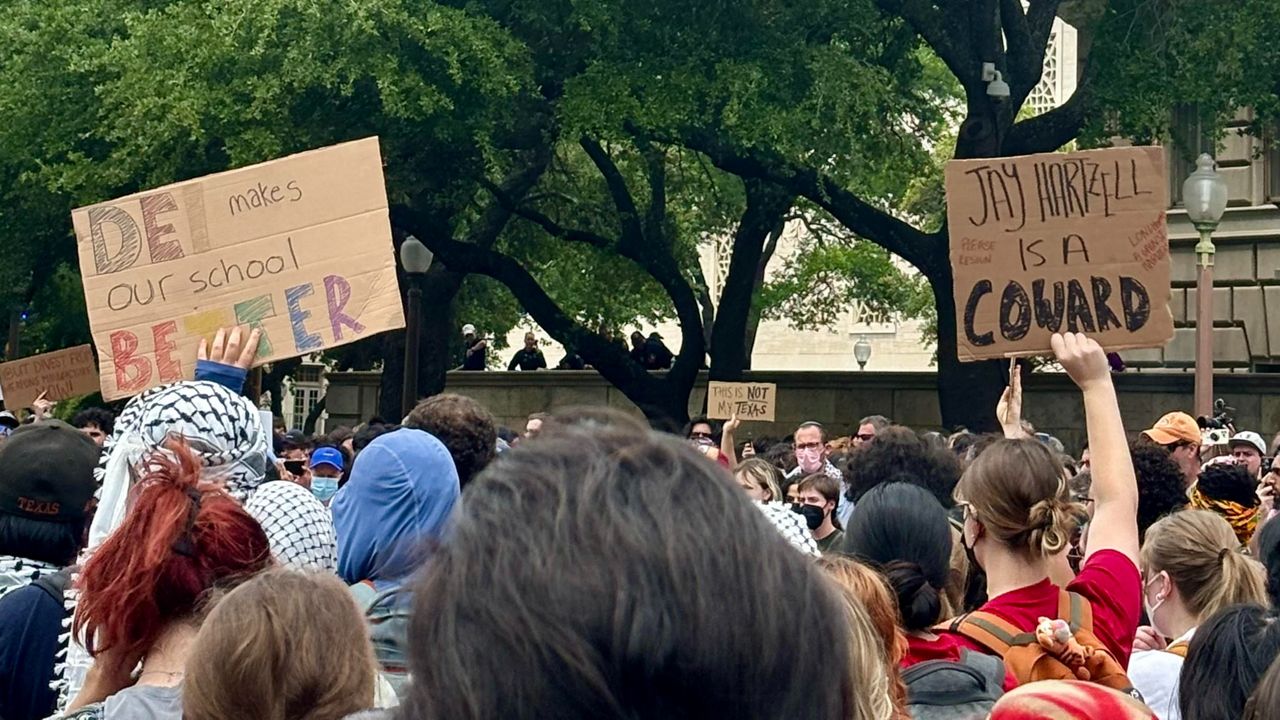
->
xmin=88 ymin=205 xmax=142 ymax=274
xmin=110 ymin=330 xmax=151 ymax=393
xmin=324 ymin=275 xmax=365 ymax=341
xmin=140 ymin=192 xmax=185 ymax=264
xmin=152 ymin=320 xmax=182 ymax=383
xmin=285 ymin=283 xmax=322 ymax=352
xmin=234 ymin=294 xmax=276 ymax=355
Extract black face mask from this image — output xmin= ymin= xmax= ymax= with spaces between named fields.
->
xmin=793 ymin=503 xmax=826 ymax=530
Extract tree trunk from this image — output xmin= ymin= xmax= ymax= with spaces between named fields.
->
xmin=377 ymin=263 xmax=464 ymax=422
xmin=930 ymin=266 xmax=1005 ymax=432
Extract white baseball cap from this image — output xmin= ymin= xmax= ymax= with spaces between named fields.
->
xmin=461 ymin=323 xmax=477 ymax=336
xmin=1229 ymin=431 xmax=1267 ymax=456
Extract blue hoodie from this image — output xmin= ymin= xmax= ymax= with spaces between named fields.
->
xmin=332 ymin=428 xmax=460 ymax=589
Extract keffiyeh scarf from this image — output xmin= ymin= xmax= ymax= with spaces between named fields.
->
xmin=0 ymin=555 xmax=60 ymax=600
xmin=245 ymin=481 xmax=338 ymax=572
xmin=55 ymin=380 xmax=269 ymax=712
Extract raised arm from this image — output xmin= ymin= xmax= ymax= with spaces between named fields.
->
xmin=1052 ymin=333 xmax=1139 ymax=564
xmin=721 ymin=414 xmax=741 ymax=466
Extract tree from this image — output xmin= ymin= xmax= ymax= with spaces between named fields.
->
xmin=0 ymin=0 xmax=549 ymax=418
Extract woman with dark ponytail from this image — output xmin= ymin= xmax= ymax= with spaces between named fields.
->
xmin=61 ymin=445 xmax=271 ymax=720
xmin=843 ymin=482 xmax=1016 ymax=692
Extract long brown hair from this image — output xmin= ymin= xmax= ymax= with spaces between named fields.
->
xmin=956 ymin=438 xmax=1085 ymax=558
xmin=184 ymin=569 xmax=377 ymax=720
xmin=1141 ymin=510 xmax=1267 ymax=621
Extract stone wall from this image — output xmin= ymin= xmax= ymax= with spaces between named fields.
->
xmin=325 ymin=369 xmax=1280 ymax=454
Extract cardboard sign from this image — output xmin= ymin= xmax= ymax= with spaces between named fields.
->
xmin=0 ymin=345 xmax=100 ymax=410
xmin=72 ymin=138 xmax=405 ymax=400
xmin=946 ymin=146 xmax=1173 ymax=361
xmin=707 ymin=382 xmax=777 ymax=422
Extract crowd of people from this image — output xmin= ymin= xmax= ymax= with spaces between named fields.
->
xmin=1 ymin=328 xmax=1279 ymax=719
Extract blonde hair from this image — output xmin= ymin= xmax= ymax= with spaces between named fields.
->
xmin=1141 ymin=509 xmax=1267 ymax=621
xmin=819 ymin=556 xmax=910 ymax=720
xmin=734 ymin=458 xmax=781 ymax=502
xmin=956 ymin=439 xmax=1085 ymax=558
xmin=184 ymin=569 xmax=378 ymax=720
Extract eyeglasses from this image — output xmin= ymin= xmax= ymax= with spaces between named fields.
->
xmin=795 ymin=441 xmax=824 ymax=451
xmin=854 ymin=433 xmax=875 ymax=442
xmin=689 ymin=432 xmax=712 ymax=440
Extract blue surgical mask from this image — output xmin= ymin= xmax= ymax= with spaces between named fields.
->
xmin=311 ymin=476 xmax=339 ymax=503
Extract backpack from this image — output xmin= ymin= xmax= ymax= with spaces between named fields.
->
xmin=902 ymin=649 xmax=1005 ymax=720
xmin=1164 ymin=640 xmax=1190 ymax=658
xmin=350 ymin=581 xmax=411 ymax=700
xmin=941 ymin=590 xmax=1140 ymax=699
xmin=32 ymin=569 xmax=71 ymax=603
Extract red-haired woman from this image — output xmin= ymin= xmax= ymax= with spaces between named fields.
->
xmin=61 ymin=446 xmax=271 ymax=720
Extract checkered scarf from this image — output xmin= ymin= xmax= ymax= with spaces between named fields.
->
xmin=55 ymin=380 xmax=268 ymax=713
xmin=0 ymin=555 xmax=60 ymax=600
xmin=245 ymin=481 xmax=337 ymax=572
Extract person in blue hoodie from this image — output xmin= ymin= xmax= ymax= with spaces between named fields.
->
xmin=331 ymin=427 xmax=460 ymax=698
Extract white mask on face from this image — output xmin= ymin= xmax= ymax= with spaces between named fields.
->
xmin=1143 ymin=571 xmax=1170 ymax=634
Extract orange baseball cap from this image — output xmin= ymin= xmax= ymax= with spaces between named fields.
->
xmin=1141 ymin=412 xmax=1201 ymax=447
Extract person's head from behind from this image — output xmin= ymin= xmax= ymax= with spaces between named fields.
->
xmin=184 ymin=569 xmax=376 ymax=720
xmin=331 ymin=427 xmax=459 ymax=587
xmin=845 ymin=425 xmax=961 ymax=510
xmin=0 ymin=420 xmax=99 ymax=566
xmin=734 ymin=458 xmax=781 ymax=503
xmin=403 ymin=394 xmax=497 ymax=489
xmin=843 ymin=482 xmax=953 ymax=631
xmin=955 ymin=438 xmax=1085 ymax=572
xmin=406 ymin=424 xmax=867 ymax=719
xmin=71 ymin=407 xmax=115 ymax=447
xmin=74 ymin=444 xmax=271 ymax=670
xmin=351 ymin=422 xmax=397 ymax=455
xmin=792 ymin=421 xmax=828 ymax=474
xmin=1179 ymin=603 xmax=1280 ymax=720
xmin=1130 ymin=441 xmax=1190 ymax=542
xmin=817 ymin=556 xmax=907 ymax=720
xmin=1245 ymin=653 xmax=1280 ymax=720
xmin=1191 ymin=462 xmax=1261 ymax=546
xmin=853 ymin=415 xmax=891 ymax=448
xmin=1140 ymin=510 xmax=1267 ymax=640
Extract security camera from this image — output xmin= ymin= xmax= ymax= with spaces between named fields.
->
xmin=981 ymin=62 xmax=1010 ymax=101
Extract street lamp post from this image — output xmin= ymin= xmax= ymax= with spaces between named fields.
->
xmin=399 ymin=236 xmax=434 ymax=417
xmin=854 ymin=335 xmax=872 ymax=371
xmin=1181 ymin=154 xmax=1228 ymax=418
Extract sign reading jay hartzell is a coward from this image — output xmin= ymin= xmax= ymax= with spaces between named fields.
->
xmin=945 ymin=146 xmax=1174 ymax=361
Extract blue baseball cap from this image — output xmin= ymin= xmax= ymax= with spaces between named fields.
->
xmin=309 ymin=446 xmax=345 ymax=472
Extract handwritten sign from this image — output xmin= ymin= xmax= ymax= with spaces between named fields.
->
xmin=945 ymin=146 xmax=1173 ymax=361
xmin=707 ymin=382 xmax=777 ymax=422
xmin=0 ymin=345 xmax=100 ymax=410
xmin=72 ymin=138 xmax=405 ymax=400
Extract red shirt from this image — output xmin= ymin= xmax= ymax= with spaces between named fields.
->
xmin=903 ymin=633 xmax=1019 ymax=692
xmin=944 ymin=549 xmax=1142 ymax=667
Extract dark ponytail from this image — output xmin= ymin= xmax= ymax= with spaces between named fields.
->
xmin=841 ymin=483 xmax=952 ymax=631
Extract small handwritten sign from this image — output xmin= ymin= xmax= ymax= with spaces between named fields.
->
xmin=945 ymin=146 xmax=1173 ymax=361
xmin=0 ymin=345 xmax=100 ymax=410
xmin=72 ymin=138 xmax=405 ymax=400
xmin=707 ymin=382 xmax=777 ymax=422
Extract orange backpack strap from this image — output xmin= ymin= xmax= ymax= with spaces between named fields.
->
xmin=943 ymin=611 xmax=1037 ymax=656
xmin=1058 ymin=590 xmax=1094 ymax=632
xmin=1165 ymin=641 xmax=1190 ymax=658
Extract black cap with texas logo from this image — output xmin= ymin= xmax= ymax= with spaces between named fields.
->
xmin=0 ymin=419 xmax=98 ymax=522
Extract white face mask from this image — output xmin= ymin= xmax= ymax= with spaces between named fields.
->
xmin=1143 ymin=571 xmax=1169 ymax=634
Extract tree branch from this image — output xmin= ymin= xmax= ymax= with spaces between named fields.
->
xmin=579 ymin=136 xmax=645 ymax=247
xmin=1001 ymin=0 xmax=1063 ymax=108
xmin=676 ymin=131 xmax=941 ymax=276
xmin=875 ymin=0 xmax=979 ymax=90
xmin=1004 ymin=62 xmax=1094 ymax=156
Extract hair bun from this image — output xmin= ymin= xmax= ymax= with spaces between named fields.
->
xmin=883 ymin=560 xmax=943 ymax=631
xmin=1025 ymin=498 xmax=1079 ymax=557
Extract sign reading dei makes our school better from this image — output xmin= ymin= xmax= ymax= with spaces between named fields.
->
xmin=73 ymin=138 xmax=405 ymax=400
xmin=946 ymin=146 xmax=1174 ymax=362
